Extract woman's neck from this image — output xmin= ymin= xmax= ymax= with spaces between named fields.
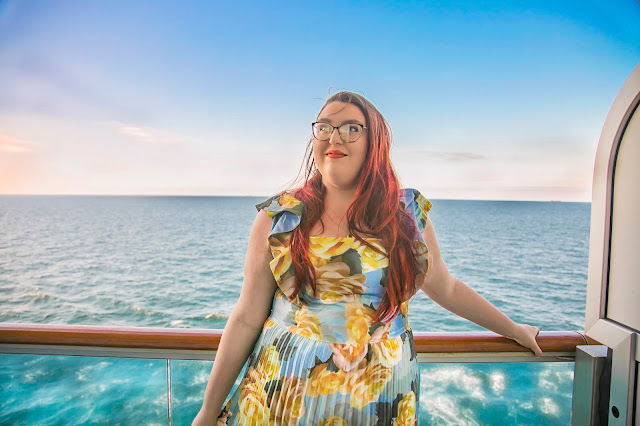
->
xmin=323 ymin=188 xmax=356 ymax=211
xmin=308 ymin=183 xmax=358 ymax=238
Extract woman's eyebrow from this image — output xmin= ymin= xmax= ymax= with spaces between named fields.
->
xmin=316 ymin=118 xmax=364 ymax=125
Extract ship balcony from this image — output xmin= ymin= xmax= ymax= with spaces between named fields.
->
xmin=0 ymin=323 xmax=601 ymax=425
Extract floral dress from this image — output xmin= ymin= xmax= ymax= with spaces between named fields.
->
xmin=217 ymin=188 xmax=432 ymax=425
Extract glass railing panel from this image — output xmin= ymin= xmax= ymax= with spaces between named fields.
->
xmin=170 ymin=359 xmax=248 ymax=425
xmin=0 ymin=351 xmax=575 ymax=424
xmin=418 ymin=362 xmax=574 ymax=425
xmin=0 ymin=353 xmax=168 ymax=424
xmin=168 ymin=359 xmax=574 ymax=425
xmin=169 ymin=359 xmax=213 ymax=425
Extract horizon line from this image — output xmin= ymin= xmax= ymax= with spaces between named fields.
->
xmin=0 ymin=193 xmax=591 ymax=203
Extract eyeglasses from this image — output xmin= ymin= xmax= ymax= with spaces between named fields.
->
xmin=311 ymin=122 xmax=366 ymax=143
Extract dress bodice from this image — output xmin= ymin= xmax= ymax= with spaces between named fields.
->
xmin=255 ymin=188 xmax=432 ymax=345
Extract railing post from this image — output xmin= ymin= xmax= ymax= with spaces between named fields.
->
xmin=167 ymin=358 xmax=173 ymax=426
xmin=571 ymin=345 xmax=611 ymax=425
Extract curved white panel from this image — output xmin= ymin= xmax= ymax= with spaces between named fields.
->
xmin=586 ymin=63 xmax=640 ymax=333
xmin=607 ymin=104 xmax=640 ymax=332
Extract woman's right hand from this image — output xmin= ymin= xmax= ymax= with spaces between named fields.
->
xmin=192 ymin=408 xmax=218 ymax=426
xmin=508 ymin=323 xmax=543 ymax=357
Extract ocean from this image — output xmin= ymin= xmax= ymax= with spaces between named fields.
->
xmin=0 ymin=195 xmax=590 ymax=425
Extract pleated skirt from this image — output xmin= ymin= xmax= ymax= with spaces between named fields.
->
xmin=217 ymin=318 xmax=420 ymax=425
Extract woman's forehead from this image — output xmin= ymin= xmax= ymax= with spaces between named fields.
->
xmin=317 ymin=102 xmax=365 ymax=122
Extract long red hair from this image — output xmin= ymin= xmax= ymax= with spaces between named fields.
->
xmin=287 ymin=91 xmax=425 ymax=324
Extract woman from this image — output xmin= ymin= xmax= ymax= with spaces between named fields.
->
xmin=193 ymin=91 xmax=542 ymax=425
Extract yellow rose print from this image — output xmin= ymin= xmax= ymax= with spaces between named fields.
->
xmin=353 ymin=239 xmax=388 ymax=272
xmin=340 ymin=358 xmax=367 ymax=394
xmin=238 ymin=368 xmax=269 ymax=423
xmin=277 ymin=272 xmax=299 ymax=304
xmin=348 ymin=378 xmax=371 ymax=410
xmin=307 ymin=363 xmax=346 ymax=397
xmin=328 ymin=342 xmax=368 ymax=372
xmin=414 ymin=239 xmax=428 ymax=258
xmin=269 ymin=250 xmax=292 ymax=283
xmin=400 ymin=300 xmax=409 ymax=317
xmin=345 ymin=302 xmax=376 ymax=344
xmin=267 ymin=233 xmax=290 ymax=257
xmin=415 ymin=193 xmax=432 ymax=224
xmin=308 ymin=238 xmax=353 ymax=268
xmin=347 ymin=362 xmax=393 ymax=409
xmin=307 ymin=261 xmax=367 ymax=304
xmin=270 ymin=267 xmax=302 ymax=306
xmin=255 ymin=345 xmax=280 ymax=381
xmin=262 ymin=317 xmax=276 ymax=331
xmin=237 ymin=388 xmax=269 ymax=424
xmin=270 ymin=376 xmax=306 ymax=423
xmin=278 ymin=192 xmax=301 ymax=209
xmin=393 ymin=391 xmax=416 ymax=426
xmin=288 ymin=306 xmax=323 ymax=341
xmin=364 ymin=361 xmax=393 ymax=396
xmin=318 ymin=416 xmax=348 ymax=426
xmin=244 ymin=365 xmax=265 ymax=386
xmin=414 ymin=242 xmax=429 ymax=275
xmin=371 ymin=337 xmax=403 ymax=368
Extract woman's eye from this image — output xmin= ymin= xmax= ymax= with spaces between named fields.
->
xmin=347 ymin=125 xmax=360 ymax=132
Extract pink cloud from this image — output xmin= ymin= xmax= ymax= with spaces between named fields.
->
xmin=110 ymin=121 xmax=185 ymax=145
xmin=0 ymin=131 xmax=43 ymax=154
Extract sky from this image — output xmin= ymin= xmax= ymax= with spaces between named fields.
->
xmin=0 ymin=1 xmax=639 ymax=201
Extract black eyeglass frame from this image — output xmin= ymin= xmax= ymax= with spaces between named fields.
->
xmin=311 ymin=122 xmax=367 ymax=143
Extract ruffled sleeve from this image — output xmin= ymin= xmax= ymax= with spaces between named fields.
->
xmin=255 ymin=191 xmax=306 ymax=304
xmin=256 ymin=191 xmax=303 ymax=216
xmin=255 ymin=191 xmax=305 ymax=258
xmin=401 ymin=188 xmax=432 ymax=293
xmin=400 ymin=188 xmax=432 ymax=236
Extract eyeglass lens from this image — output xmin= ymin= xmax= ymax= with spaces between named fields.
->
xmin=313 ymin=123 xmax=362 ymax=142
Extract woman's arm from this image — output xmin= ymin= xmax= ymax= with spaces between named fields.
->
xmin=419 ymin=217 xmax=542 ymax=356
xmin=194 ymin=209 xmax=278 ymax=423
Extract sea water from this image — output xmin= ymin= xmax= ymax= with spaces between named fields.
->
xmin=0 ymin=195 xmax=589 ymax=425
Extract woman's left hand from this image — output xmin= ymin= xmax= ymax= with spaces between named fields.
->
xmin=508 ymin=324 xmax=542 ymax=357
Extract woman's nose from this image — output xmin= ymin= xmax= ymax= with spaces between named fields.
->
xmin=328 ymin=128 xmax=343 ymax=145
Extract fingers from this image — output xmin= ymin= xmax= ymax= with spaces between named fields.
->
xmin=507 ymin=324 xmax=543 ymax=357
xmin=519 ymin=341 xmax=542 ymax=357
xmin=532 ymin=326 xmax=542 ymax=357
xmin=532 ymin=341 xmax=543 ymax=357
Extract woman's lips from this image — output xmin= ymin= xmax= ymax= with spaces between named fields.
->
xmin=327 ymin=152 xmax=346 ymax=158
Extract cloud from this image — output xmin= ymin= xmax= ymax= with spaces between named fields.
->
xmin=110 ymin=121 xmax=186 ymax=145
xmin=0 ymin=131 xmax=43 ymax=154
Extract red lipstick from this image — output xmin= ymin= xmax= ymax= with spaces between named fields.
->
xmin=326 ymin=150 xmax=346 ymax=158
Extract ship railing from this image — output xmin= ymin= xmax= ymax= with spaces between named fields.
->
xmin=0 ymin=323 xmax=596 ymax=361
xmin=0 ymin=323 xmax=602 ymax=425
